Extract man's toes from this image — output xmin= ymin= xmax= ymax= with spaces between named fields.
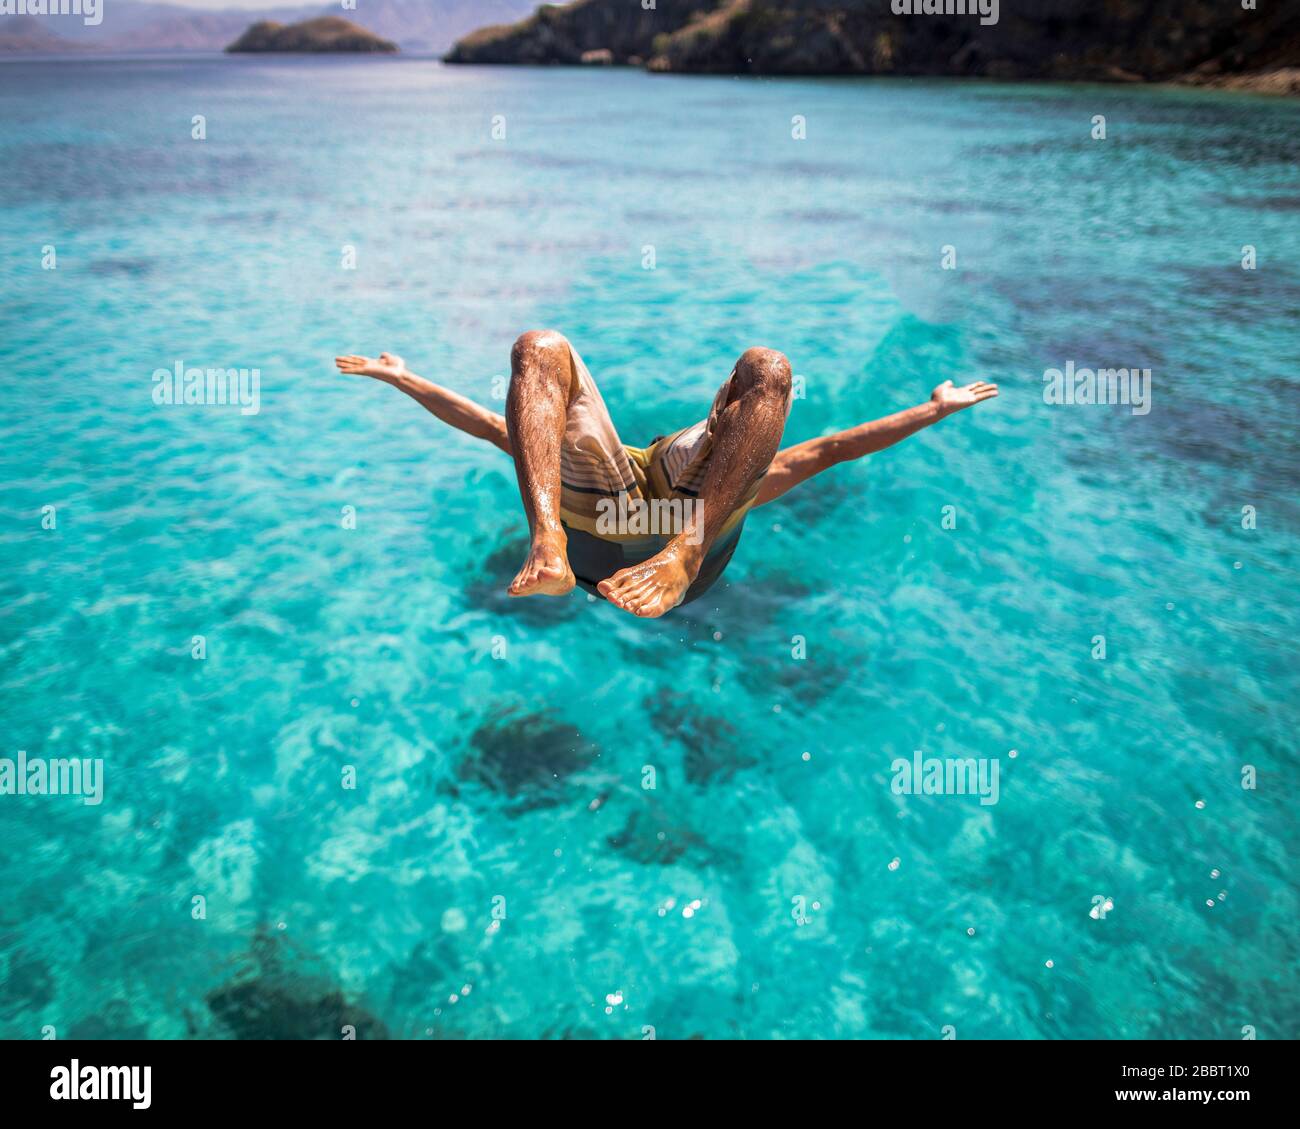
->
xmin=621 ymin=587 xmax=655 ymax=612
xmin=621 ymin=590 xmax=646 ymax=613
xmin=621 ymin=584 xmax=663 ymax=617
xmin=613 ymin=588 xmax=641 ymax=611
xmin=509 ymin=564 xmax=537 ymax=593
xmin=601 ymin=577 xmax=644 ymax=613
xmin=598 ymin=570 xmax=632 ymax=596
xmin=607 ymin=580 xmax=663 ymax=616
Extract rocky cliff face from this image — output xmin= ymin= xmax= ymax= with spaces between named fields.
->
xmin=445 ymin=0 xmax=1300 ymax=92
xmin=226 ymin=16 xmax=398 ymax=54
xmin=446 ymin=0 xmax=710 ymax=65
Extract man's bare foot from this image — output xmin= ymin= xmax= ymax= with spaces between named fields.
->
xmin=508 ymin=530 xmax=576 ymax=598
xmin=335 ymin=352 xmax=407 ymax=382
xmin=597 ymin=542 xmax=698 ymax=618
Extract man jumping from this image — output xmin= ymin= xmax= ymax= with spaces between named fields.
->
xmin=335 ymin=333 xmax=997 ymax=618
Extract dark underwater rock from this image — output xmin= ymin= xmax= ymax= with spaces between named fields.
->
xmin=647 ymin=688 xmax=756 ymax=785
xmin=0 ymin=948 xmax=54 ymax=1022
xmin=607 ymin=804 xmax=703 ymax=865
xmin=206 ymin=929 xmax=389 ymax=1040
xmin=459 ymin=706 xmax=599 ymax=810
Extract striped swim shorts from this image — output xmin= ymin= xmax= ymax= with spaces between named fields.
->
xmin=557 ymin=344 xmax=783 ymax=606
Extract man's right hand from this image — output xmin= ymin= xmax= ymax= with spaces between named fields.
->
xmin=335 ymin=352 xmax=406 ymax=382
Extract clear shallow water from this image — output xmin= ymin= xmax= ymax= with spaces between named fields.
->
xmin=1 ymin=56 xmax=1297 ymax=1040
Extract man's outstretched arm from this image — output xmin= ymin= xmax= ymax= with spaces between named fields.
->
xmin=755 ymin=379 xmax=998 ymax=507
xmin=335 ymin=352 xmax=512 ymax=455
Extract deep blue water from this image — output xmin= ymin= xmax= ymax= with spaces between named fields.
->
xmin=0 ymin=55 xmax=1297 ymax=1039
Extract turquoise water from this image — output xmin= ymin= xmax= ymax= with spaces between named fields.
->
xmin=1 ymin=56 xmax=1297 ymax=1040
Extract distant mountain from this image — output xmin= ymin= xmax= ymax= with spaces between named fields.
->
xmin=0 ymin=13 xmax=88 ymax=52
xmin=227 ymin=15 xmax=397 ymax=53
xmin=108 ymin=7 xmax=321 ymax=52
xmin=319 ymin=0 xmax=539 ymax=53
xmin=1 ymin=1 xmax=321 ymax=50
xmin=0 ymin=0 xmax=537 ymax=54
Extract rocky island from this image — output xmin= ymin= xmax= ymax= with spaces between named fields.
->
xmin=226 ymin=17 xmax=399 ymax=55
xmin=445 ymin=0 xmax=1299 ymax=94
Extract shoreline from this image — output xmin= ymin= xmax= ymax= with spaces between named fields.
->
xmin=2 ymin=51 xmax=1295 ymax=98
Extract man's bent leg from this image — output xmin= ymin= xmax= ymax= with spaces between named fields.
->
xmin=505 ymin=330 xmax=578 ymax=597
xmin=599 ymin=347 xmax=791 ymax=617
